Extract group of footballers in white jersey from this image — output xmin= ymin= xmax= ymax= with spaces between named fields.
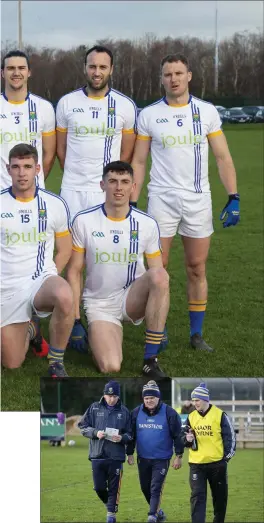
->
xmin=0 ymin=46 xmax=240 ymax=378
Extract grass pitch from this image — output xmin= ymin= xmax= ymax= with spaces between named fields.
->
xmin=1 ymin=124 xmax=264 ymax=410
xmin=41 ymin=438 xmax=264 ymax=522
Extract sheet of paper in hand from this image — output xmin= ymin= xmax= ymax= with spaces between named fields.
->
xmin=105 ymin=427 xmax=119 ymax=441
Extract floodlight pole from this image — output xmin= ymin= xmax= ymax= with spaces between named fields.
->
xmin=18 ymin=0 xmax=23 ymax=50
xmin=214 ymin=0 xmax=219 ymax=94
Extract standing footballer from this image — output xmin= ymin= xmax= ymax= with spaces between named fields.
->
xmin=56 ymin=45 xmax=137 ymax=219
xmin=132 ymin=53 xmax=240 ymax=352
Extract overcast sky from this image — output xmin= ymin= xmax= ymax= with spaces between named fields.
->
xmin=1 ymin=1 xmax=263 ymax=50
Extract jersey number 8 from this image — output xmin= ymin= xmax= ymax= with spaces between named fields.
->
xmin=113 ymin=235 xmax=119 ymax=243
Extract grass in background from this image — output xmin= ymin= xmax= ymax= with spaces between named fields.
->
xmin=41 ymin=438 xmax=264 ymax=523
xmin=1 ymin=125 xmax=264 ymax=410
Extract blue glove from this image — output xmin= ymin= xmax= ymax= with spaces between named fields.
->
xmin=220 ymin=194 xmax=240 ymax=228
xmin=69 ymin=319 xmax=88 ymax=353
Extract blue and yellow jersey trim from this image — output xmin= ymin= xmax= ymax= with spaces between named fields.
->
xmin=145 ymin=250 xmax=162 ymax=259
xmin=55 ymin=230 xmax=70 ymax=238
xmin=207 ymin=130 xmax=223 ymax=138
xmin=72 ymin=245 xmax=85 ymax=253
xmin=122 ymin=129 xmax=135 ymax=134
xmin=137 ymin=134 xmax=151 ymax=141
xmin=42 ymin=130 xmax=56 ymax=136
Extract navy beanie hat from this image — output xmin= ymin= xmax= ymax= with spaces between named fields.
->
xmin=104 ymin=380 xmax=120 ymax=396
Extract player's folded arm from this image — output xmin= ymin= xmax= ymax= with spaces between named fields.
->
xmin=120 ymin=130 xmax=137 ymax=164
xmin=131 ymin=136 xmax=151 ymax=201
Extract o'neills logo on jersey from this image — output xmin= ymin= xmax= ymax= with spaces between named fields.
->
xmin=95 ymin=248 xmax=138 ymax=265
xmin=161 ymin=131 xmax=202 ymax=148
xmin=74 ymin=122 xmax=115 ymax=137
xmin=0 ymin=128 xmax=41 ymax=144
xmin=4 ymin=227 xmax=47 ymax=246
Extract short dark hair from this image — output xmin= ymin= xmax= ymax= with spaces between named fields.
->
xmin=85 ymin=45 xmax=113 ymax=66
xmin=102 ymin=161 xmax=133 ymax=179
xmin=1 ymin=50 xmax=30 ymax=70
xmin=9 ymin=143 xmax=38 ymax=163
xmin=161 ymin=53 xmax=190 ymax=71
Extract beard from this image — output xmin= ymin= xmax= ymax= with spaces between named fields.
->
xmin=86 ymin=74 xmax=111 ymax=92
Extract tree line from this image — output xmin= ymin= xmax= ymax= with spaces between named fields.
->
xmin=1 ymin=31 xmax=263 ymax=107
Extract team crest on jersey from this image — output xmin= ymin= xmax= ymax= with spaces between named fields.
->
xmin=109 ymin=107 xmax=115 ymax=116
xmin=193 ymin=113 xmax=200 ymax=122
xmin=38 ymin=209 xmax=47 ymax=219
xmin=29 ymin=110 xmax=36 ymax=120
xmin=131 ymin=230 xmax=138 ymax=241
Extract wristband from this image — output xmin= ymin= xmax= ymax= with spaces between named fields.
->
xmin=228 ymin=193 xmax=240 ymax=202
xmin=129 ymin=201 xmax=138 ymax=208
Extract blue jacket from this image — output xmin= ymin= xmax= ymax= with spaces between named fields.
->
xmin=127 ymin=401 xmax=184 ymax=458
xmin=78 ymin=397 xmax=132 ymax=462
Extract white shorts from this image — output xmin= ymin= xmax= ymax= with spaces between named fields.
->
xmin=1 ymin=272 xmax=56 ymax=328
xmin=147 ymin=190 xmax=214 ymax=238
xmin=83 ymin=288 xmax=144 ymax=328
xmin=60 ymin=188 xmax=105 ymax=220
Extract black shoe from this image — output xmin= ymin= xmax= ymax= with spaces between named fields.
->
xmin=190 ymin=333 xmax=214 ymax=352
xmin=142 ymin=358 xmax=168 ymax=379
xmin=48 ymin=362 xmax=68 ymax=377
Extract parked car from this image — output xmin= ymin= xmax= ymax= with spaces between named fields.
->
xmin=242 ymin=106 xmax=264 ymax=122
xmin=215 ymin=105 xmax=226 ymax=112
xmin=137 ymin=107 xmax=142 ymax=117
xmin=255 ymin=108 xmax=264 ymax=123
xmin=217 ymin=107 xmax=229 ymax=124
xmin=223 ymin=108 xmax=253 ymax=123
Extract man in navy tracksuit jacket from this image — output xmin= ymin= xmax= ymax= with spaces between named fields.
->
xmin=127 ymin=380 xmax=184 ymax=523
xmin=78 ymin=380 xmax=132 ymax=523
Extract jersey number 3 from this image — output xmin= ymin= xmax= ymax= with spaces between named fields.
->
xmin=14 ymin=116 xmax=20 ymax=124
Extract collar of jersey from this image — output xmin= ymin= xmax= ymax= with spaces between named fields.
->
xmin=102 ymin=203 xmax=132 ymax=221
xmin=163 ymin=94 xmax=192 ymax=107
xmin=196 ymin=404 xmax=212 ymax=417
xmin=2 ymin=91 xmax=30 ymax=104
xmin=8 ymin=186 xmax=38 ymax=201
xmin=82 ymin=86 xmax=111 ymax=99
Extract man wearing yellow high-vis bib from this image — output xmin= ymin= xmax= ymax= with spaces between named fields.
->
xmin=182 ymin=382 xmax=236 ymax=523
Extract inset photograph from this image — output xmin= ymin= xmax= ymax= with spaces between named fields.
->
xmin=40 ymin=377 xmax=263 ymax=523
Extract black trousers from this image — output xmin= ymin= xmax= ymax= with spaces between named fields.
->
xmin=137 ymin=457 xmax=170 ymax=516
xmin=91 ymin=459 xmax=123 ymax=514
xmin=189 ymin=461 xmax=228 ymax=523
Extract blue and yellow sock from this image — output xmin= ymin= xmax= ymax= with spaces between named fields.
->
xmin=158 ymin=325 xmax=168 ymax=354
xmin=47 ymin=346 xmax=65 ymax=365
xmin=189 ymin=300 xmax=207 ymax=336
xmin=144 ymin=330 xmax=164 ymax=359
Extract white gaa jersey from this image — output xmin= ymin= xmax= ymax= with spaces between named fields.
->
xmin=0 ymin=92 xmax=55 ymax=190
xmin=72 ymin=204 xmax=162 ymax=299
xmin=0 ymin=187 xmax=71 ymax=300
xmin=138 ymin=95 xmax=223 ymax=194
xmin=56 ymin=87 xmax=137 ymax=191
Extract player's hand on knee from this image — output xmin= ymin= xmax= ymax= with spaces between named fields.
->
xmin=220 ymin=194 xmax=240 ymax=228
xmin=69 ymin=319 xmax=88 ymax=353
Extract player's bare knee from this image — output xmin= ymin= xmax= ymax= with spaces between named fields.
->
xmin=54 ymin=284 xmax=74 ymax=315
xmin=148 ymin=267 xmax=169 ymax=289
xmin=186 ymin=261 xmax=206 ymax=280
xmin=98 ymin=360 xmax=121 ymax=373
